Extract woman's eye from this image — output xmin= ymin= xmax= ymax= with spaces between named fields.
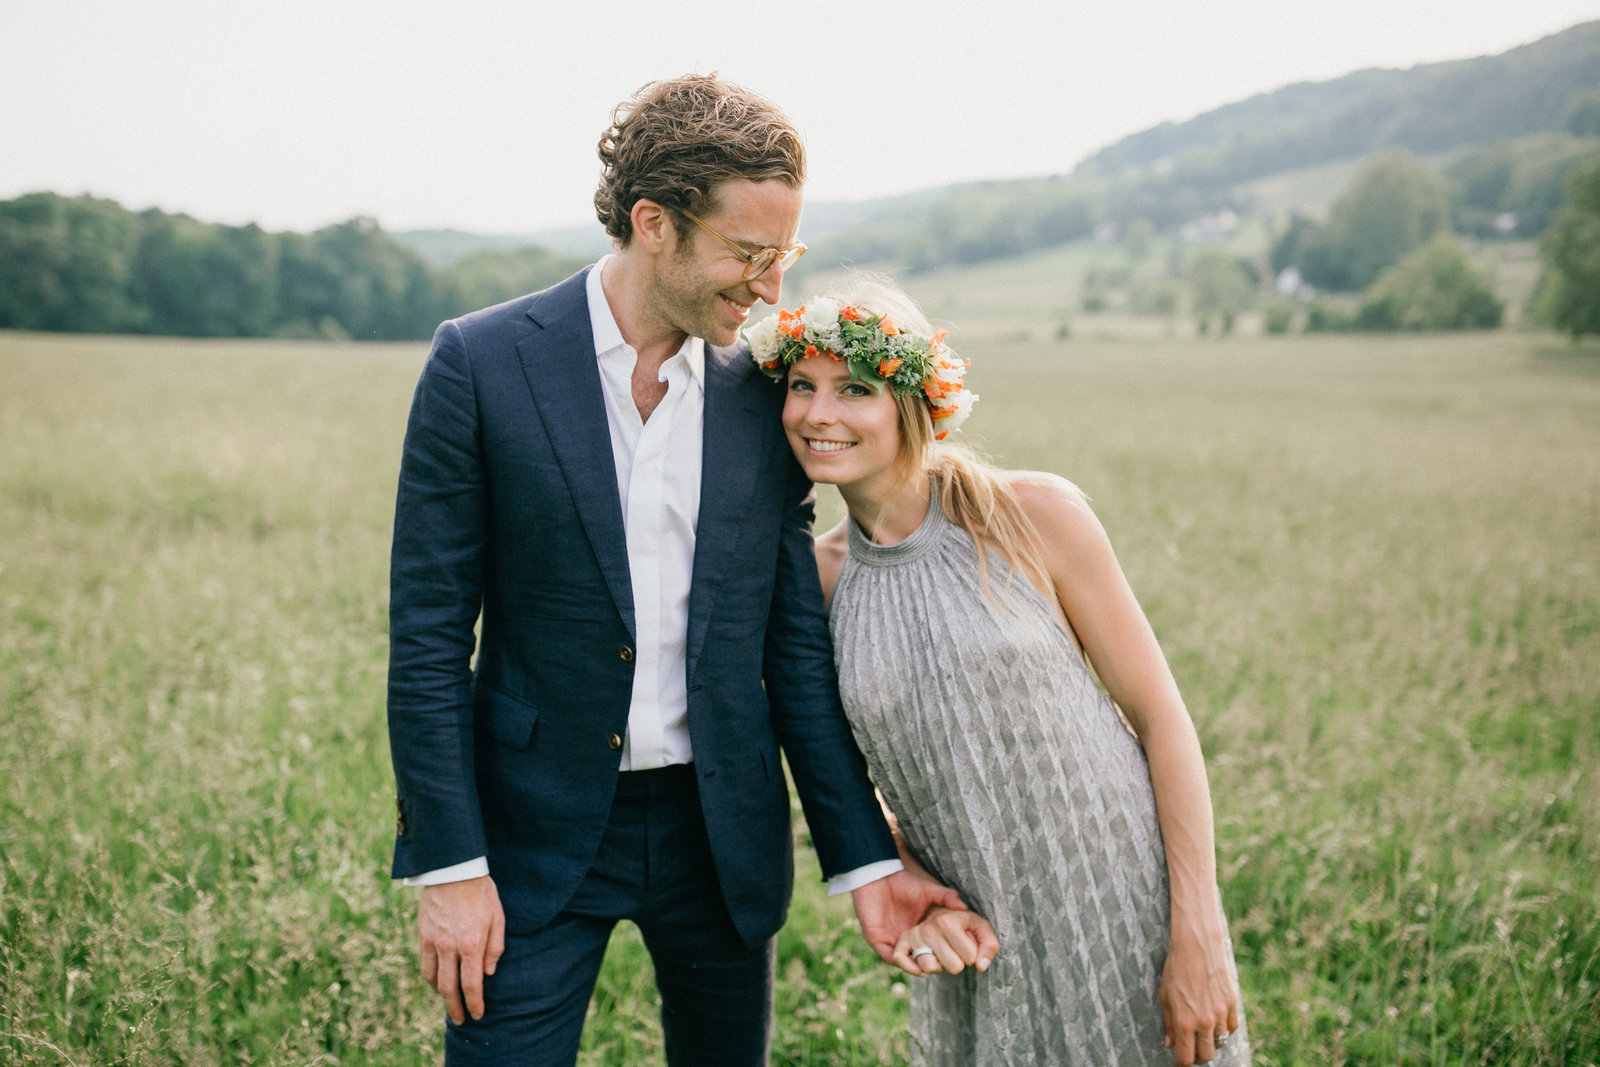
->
xmin=843 ymin=384 xmax=872 ymax=397
xmin=788 ymin=379 xmax=814 ymax=393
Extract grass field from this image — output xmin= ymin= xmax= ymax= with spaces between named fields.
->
xmin=2 ymin=326 xmax=1597 ymax=1065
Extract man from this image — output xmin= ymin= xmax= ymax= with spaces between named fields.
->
xmin=386 ymin=75 xmax=967 ymax=1064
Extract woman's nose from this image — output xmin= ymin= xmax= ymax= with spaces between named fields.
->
xmin=804 ymin=391 xmax=837 ymax=424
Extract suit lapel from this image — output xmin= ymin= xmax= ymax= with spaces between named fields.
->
xmin=515 ymin=271 xmax=635 ymax=638
xmin=687 ymin=343 xmax=769 ymax=682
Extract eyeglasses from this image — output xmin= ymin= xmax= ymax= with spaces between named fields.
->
xmin=677 ymin=208 xmax=806 ymax=281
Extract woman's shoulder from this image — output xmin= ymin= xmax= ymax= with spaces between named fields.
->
xmin=1001 ymin=469 xmax=1106 ymax=548
xmin=1003 ymin=469 xmax=1091 ymax=514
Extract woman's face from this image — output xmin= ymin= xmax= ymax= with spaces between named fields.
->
xmin=781 ymin=355 xmax=904 ymax=491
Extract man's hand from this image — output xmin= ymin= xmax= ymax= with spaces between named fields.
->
xmin=850 ymin=867 xmax=968 ymax=963
xmin=418 ymin=875 xmax=506 ymax=1024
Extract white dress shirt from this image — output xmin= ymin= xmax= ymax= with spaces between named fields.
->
xmin=406 ymin=261 xmax=897 ymax=894
xmin=588 ymin=259 xmax=702 ymax=772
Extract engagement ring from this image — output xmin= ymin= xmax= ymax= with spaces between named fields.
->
xmin=911 ymin=946 xmax=936 ymax=960
xmin=1214 ymin=1034 xmax=1228 ymax=1047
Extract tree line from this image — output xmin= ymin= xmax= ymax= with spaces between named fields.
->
xmin=0 ymin=193 xmax=585 ymax=340
xmin=814 ymin=133 xmax=1599 ymax=280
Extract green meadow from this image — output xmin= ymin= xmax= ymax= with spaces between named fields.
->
xmin=1 ymin=326 xmax=1597 ymax=1065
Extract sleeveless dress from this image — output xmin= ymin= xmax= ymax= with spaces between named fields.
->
xmin=829 ymin=485 xmax=1251 ymax=1066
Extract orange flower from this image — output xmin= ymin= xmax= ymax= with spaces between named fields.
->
xmin=930 ymin=405 xmax=958 ymax=421
xmin=934 ymin=431 xmax=949 ymax=441
xmin=929 ymin=329 xmax=948 ymax=349
xmin=778 ymin=306 xmax=807 ymax=338
xmin=840 ymin=306 xmax=860 ymax=321
xmin=880 ymin=316 xmax=899 ymax=336
xmin=825 ymin=348 xmax=841 ymax=361
xmin=804 ymin=344 xmax=819 ymax=358
xmin=763 ymin=358 xmax=782 ymax=371
xmin=877 ymin=357 xmax=903 ymax=377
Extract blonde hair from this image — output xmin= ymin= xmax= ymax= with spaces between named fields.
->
xmin=821 ymin=276 xmax=1051 ymax=595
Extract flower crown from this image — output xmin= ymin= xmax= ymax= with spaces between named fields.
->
xmin=745 ymin=296 xmax=979 ymax=439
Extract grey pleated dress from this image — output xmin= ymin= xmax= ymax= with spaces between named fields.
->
xmin=830 ymin=486 xmax=1250 ymax=1066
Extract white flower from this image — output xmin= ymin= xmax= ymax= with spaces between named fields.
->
xmin=802 ymin=297 xmax=842 ymax=332
xmin=745 ymin=314 xmax=782 ymax=362
xmin=800 ymin=297 xmax=844 ymax=350
xmin=930 ymin=356 xmax=967 ymax=388
xmin=925 ymin=356 xmax=970 ymax=413
xmin=932 ymin=389 xmax=978 ymax=436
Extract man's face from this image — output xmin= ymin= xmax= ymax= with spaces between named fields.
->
xmin=650 ymin=179 xmax=803 ymax=348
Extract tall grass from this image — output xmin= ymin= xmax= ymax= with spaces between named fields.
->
xmin=1 ymin=329 xmax=1596 ymax=1064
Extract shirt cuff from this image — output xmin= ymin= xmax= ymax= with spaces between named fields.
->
xmin=401 ymin=857 xmax=490 ymax=887
xmin=826 ymin=858 xmax=904 ymax=897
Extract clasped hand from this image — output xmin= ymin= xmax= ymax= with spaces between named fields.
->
xmin=890 ymin=905 xmax=999 ymax=977
xmin=851 ymin=869 xmax=999 ymax=978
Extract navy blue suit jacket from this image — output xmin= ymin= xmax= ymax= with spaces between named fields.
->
xmin=386 ymin=268 xmax=896 ymax=945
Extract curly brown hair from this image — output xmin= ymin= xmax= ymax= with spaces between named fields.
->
xmin=595 ymin=74 xmax=806 ymax=246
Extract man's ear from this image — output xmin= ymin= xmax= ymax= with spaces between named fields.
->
xmin=631 ymin=199 xmax=673 ymax=255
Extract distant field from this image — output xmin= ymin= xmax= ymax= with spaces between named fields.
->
xmin=2 ymin=328 xmax=1597 ymax=1065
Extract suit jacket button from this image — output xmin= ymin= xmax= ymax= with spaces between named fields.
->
xmin=606 ymin=732 xmax=623 ymax=751
xmin=618 ymin=644 xmax=634 ymax=662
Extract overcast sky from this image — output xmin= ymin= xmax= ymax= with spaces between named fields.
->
xmin=4 ymin=0 xmax=1598 ymax=235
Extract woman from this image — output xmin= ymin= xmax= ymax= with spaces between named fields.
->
xmin=747 ymin=281 xmax=1250 ymax=1066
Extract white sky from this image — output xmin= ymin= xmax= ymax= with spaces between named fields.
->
xmin=4 ymin=0 xmax=1598 ymax=235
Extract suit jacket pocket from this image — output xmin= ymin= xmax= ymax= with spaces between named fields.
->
xmin=477 ymin=684 xmax=541 ymax=750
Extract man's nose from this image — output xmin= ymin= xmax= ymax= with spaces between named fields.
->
xmin=747 ymin=259 xmax=784 ymax=306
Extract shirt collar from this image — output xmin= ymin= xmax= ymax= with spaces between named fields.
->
xmin=587 ymin=256 xmax=705 ymax=389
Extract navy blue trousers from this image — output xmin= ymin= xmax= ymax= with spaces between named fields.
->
xmin=444 ymin=764 xmax=776 ymax=1065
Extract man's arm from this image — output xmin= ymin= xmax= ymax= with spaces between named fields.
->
xmin=760 ymin=458 xmax=898 ymax=876
xmin=389 ymin=319 xmax=489 ymax=872
xmin=387 ymin=320 xmax=501 ymax=1021
xmin=758 ymin=455 xmax=971 ymax=953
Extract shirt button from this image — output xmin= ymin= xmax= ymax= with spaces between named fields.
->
xmin=606 ymin=732 xmax=623 ymax=751
xmin=618 ymin=644 xmax=634 ymax=662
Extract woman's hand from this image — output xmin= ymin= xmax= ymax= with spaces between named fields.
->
xmin=1159 ymin=927 xmax=1240 ymax=1065
xmin=889 ymin=906 xmax=1000 ymax=978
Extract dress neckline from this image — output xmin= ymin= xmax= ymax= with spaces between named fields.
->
xmin=846 ymin=478 xmax=944 ymax=567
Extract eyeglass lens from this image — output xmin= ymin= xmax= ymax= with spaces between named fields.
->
xmin=742 ymin=247 xmax=803 ymax=280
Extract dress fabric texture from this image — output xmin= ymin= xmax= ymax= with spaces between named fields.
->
xmin=829 ymin=487 xmax=1250 ymax=1066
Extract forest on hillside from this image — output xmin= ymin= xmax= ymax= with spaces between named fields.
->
xmin=818 ymin=21 xmax=1600 ymax=273
xmin=3 ymin=21 xmax=1598 ymax=340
